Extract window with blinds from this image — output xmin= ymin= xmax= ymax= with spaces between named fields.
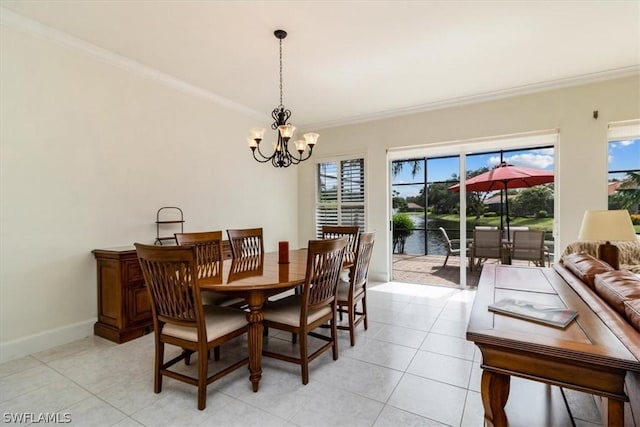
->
xmin=316 ymin=158 xmax=365 ymax=237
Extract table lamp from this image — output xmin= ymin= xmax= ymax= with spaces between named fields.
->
xmin=578 ymin=209 xmax=637 ymax=269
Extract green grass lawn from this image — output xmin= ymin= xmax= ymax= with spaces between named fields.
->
xmin=402 ymin=211 xmax=639 ymax=235
xmin=407 ymin=212 xmax=553 ymax=232
xmin=428 ymin=213 xmax=554 ymax=231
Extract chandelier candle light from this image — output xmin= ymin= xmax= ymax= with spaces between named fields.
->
xmin=247 ymin=30 xmax=318 ymax=168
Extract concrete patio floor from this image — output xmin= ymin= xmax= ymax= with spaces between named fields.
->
xmin=392 ymin=254 xmax=546 ymax=288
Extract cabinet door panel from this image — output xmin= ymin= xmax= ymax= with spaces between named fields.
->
xmin=125 ymin=260 xmax=144 ymax=283
xmin=98 ymin=262 xmax=121 ymax=326
xmin=128 ymin=285 xmax=151 ymax=325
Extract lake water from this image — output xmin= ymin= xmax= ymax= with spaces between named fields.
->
xmin=398 ymin=215 xmax=554 ymax=258
xmin=400 ymin=216 xmax=452 ymax=256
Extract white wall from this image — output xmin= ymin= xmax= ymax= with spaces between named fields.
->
xmin=0 ymin=23 xmax=298 ymax=361
xmin=297 ymin=76 xmax=640 ymax=281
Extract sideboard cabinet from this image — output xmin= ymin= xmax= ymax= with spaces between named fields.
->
xmin=92 ymin=247 xmax=152 ymax=343
xmin=93 ymin=242 xmax=233 ymax=343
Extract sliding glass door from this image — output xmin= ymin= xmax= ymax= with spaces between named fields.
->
xmin=390 ymin=134 xmax=556 ymax=289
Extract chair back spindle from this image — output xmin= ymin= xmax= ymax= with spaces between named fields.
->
xmin=321 ymin=225 xmax=359 ymax=264
xmin=175 ymin=231 xmax=224 ymax=281
xmin=304 ymin=238 xmax=347 ymax=310
xmin=136 ymin=244 xmax=203 ymax=330
xmin=351 ymin=232 xmax=375 ymax=292
xmin=227 ymin=228 xmax=264 ymax=258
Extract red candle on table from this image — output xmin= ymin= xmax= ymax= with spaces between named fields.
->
xmin=278 ymin=241 xmax=289 ymax=264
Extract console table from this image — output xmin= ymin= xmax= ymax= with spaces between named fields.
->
xmin=467 ymin=264 xmax=640 ymax=427
xmin=93 ymin=242 xmax=233 ymax=343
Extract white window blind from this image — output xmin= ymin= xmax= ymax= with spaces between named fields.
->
xmin=608 ymin=120 xmax=640 ymax=141
xmin=316 ymin=158 xmax=365 ymax=237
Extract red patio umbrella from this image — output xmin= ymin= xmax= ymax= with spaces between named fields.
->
xmin=449 ymin=162 xmax=554 ymax=241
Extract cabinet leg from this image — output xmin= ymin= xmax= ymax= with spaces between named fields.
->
xmin=481 ymin=370 xmax=510 ymax=427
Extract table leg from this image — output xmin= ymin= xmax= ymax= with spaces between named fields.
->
xmin=604 ymin=398 xmax=624 ymax=427
xmin=481 ymin=370 xmax=510 ymax=427
xmin=245 ymin=296 xmax=265 ymax=392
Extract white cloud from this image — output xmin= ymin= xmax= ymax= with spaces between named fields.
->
xmin=486 ymin=152 xmax=554 ymax=169
xmin=503 ymin=153 xmax=554 ymax=169
xmin=487 ymin=156 xmax=502 ymax=167
xmin=619 ymin=139 xmax=635 ymax=146
xmin=533 ymin=148 xmax=555 ymax=155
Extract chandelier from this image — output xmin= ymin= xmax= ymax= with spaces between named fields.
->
xmin=247 ymin=30 xmax=318 ymax=168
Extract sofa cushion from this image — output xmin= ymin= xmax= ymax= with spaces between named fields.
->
xmin=562 ymin=252 xmax=614 ymax=290
xmin=594 ymin=270 xmax=640 ymax=317
xmin=560 ymin=237 xmax=640 ymax=273
xmin=624 ymin=299 xmax=640 ymax=333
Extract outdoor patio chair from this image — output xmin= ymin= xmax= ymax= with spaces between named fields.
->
xmin=511 ymin=230 xmax=546 ymax=267
xmin=470 ymin=229 xmax=503 ymax=271
xmin=504 ymin=226 xmax=529 ymax=242
xmin=439 ymin=227 xmax=461 ymax=268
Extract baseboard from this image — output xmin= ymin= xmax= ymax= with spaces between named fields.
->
xmin=0 ymin=318 xmax=96 ymax=363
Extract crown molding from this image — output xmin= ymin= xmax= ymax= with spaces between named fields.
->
xmin=0 ymin=7 xmax=268 ymax=122
xmin=306 ymin=65 xmax=640 ymax=131
xmin=3 ymin=7 xmax=637 ymax=131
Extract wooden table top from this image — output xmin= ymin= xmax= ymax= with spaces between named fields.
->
xmin=199 ymin=249 xmax=308 ymax=292
xmin=467 ymin=264 xmax=640 ymax=372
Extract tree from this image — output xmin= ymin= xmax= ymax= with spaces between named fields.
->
xmin=392 ymin=159 xmax=422 ymax=177
xmin=427 ymin=182 xmax=459 ymax=214
xmin=609 ymin=172 xmax=640 ymax=213
xmin=392 ymin=213 xmax=414 ymax=254
xmin=510 ymin=186 xmax=553 ymax=217
xmin=392 ymin=190 xmax=408 ymax=211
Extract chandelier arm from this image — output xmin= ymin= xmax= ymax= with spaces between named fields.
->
xmin=252 ymin=142 xmax=279 ymax=163
xmin=296 ymin=147 xmax=314 ymax=163
xmin=252 ymin=148 xmax=275 ymax=163
xmin=288 ymin=147 xmax=312 ymax=165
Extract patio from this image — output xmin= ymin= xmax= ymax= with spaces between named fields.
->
xmin=392 ymin=254 xmax=548 ymax=288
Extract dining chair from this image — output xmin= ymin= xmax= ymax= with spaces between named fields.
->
xmin=336 ymin=232 xmax=375 ymax=346
xmin=469 ymin=229 xmax=503 ymax=271
xmin=175 ymin=231 xmax=244 ymax=308
xmin=134 ymin=243 xmax=249 ymax=410
xmin=226 ymin=228 xmax=264 ymax=258
xmin=261 ymin=237 xmax=347 ymax=384
xmin=321 ymin=225 xmax=359 ymax=264
xmin=511 ymin=230 xmax=546 ymax=266
xmin=439 ymin=227 xmax=461 ymax=268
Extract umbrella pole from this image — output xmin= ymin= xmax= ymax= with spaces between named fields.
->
xmin=499 ymin=189 xmax=504 ymax=231
xmin=504 ymin=182 xmax=512 ymax=265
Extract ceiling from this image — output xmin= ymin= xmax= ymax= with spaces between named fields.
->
xmin=2 ymin=1 xmax=639 ymax=129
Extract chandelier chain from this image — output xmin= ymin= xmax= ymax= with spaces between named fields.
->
xmin=279 ymin=37 xmax=283 ymax=107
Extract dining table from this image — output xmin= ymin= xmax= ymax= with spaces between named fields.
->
xmin=199 ymin=249 xmax=309 ymax=392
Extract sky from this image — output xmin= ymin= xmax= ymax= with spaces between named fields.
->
xmin=609 ymin=139 xmax=640 ymax=172
xmin=392 ymin=139 xmax=639 ymax=197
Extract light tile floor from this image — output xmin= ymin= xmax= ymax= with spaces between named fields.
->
xmin=1 ymin=281 xmax=601 ymax=427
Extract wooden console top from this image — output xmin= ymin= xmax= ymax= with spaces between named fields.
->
xmin=467 ymin=264 xmax=640 ymax=426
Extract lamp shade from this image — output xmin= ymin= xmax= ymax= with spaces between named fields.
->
xmin=578 ymin=210 xmax=637 ymax=241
